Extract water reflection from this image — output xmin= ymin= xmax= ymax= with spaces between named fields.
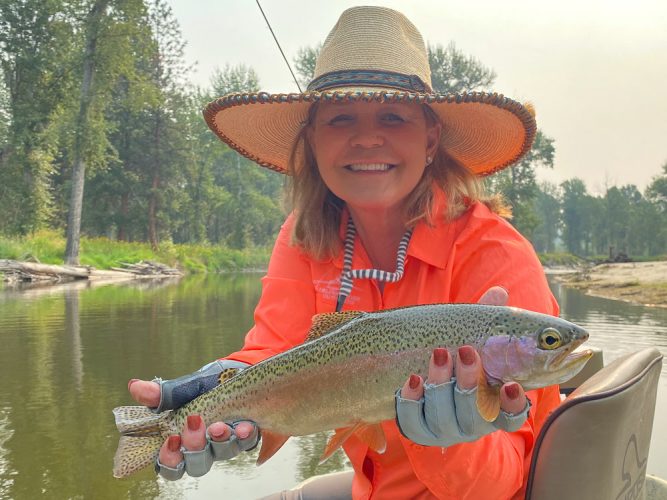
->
xmin=0 ymin=275 xmax=664 ymax=499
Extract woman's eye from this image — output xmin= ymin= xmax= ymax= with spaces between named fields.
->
xmin=382 ymin=113 xmax=405 ymax=123
xmin=328 ymin=115 xmax=353 ymax=125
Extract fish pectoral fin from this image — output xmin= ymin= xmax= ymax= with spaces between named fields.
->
xmin=256 ymin=430 xmax=290 ymax=466
xmin=320 ymin=422 xmax=387 ymax=464
xmin=306 ymin=311 xmax=364 ymax=341
xmin=320 ymin=425 xmax=359 ymax=464
xmin=476 ymin=372 xmax=501 ymax=422
xmin=353 ymin=423 xmax=386 ymax=454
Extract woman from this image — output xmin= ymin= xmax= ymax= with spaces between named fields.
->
xmin=128 ymin=6 xmax=561 ymax=499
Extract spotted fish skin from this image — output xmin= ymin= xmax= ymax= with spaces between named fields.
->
xmin=113 ymin=303 xmax=590 ymax=478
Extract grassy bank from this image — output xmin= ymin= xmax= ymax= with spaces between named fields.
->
xmin=0 ymin=230 xmax=271 ymax=273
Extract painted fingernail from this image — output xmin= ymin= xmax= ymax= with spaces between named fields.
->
xmin=458 ymin=346 xmax=475 ymax=366
xmin=236 ymin=426 xmax=250 ymax=439
xmin=434 ymin=348 xmax=449 ymax=367
xmin=505 ymin=383 xmax=520 ymax=400
xmin=187 ymin=415 xmax=202 ymax=431
xmin=127 ymin=379 xmax=140 ymax=391
xmin=409 ymin=374 xmax=421 ymax=390
xmin=167 ymin=435 xmax=181 ymax=452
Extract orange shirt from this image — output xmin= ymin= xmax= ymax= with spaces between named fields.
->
xmin=226 ymin=198 xmax=560 ymax=500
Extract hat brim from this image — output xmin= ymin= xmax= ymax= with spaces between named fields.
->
xmin=203 ymin=90 xmax=536 ymax=176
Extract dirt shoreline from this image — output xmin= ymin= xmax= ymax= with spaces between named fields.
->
xmin=549 ymin=261 xmax=667 ymax=308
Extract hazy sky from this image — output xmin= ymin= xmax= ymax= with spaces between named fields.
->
xmin=168 ymin=0 xmax=667 ymax=193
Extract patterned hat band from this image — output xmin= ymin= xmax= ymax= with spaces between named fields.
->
xmin=307 ymin=70 xmax=432 ymax=93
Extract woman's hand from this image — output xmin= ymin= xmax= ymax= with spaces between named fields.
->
xmin=395 ymin=286 xmax=531 ymax=447
xmin=128 ymin=364 xmax=259 ymax=480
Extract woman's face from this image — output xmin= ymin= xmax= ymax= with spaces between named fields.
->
xmin=308 ymin=100 xmax=441 ymax=213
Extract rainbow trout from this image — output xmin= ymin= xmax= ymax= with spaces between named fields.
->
xmin=113 ymin=304 xmax=591 ymax=478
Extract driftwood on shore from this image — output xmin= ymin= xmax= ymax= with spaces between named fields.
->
xmin=111 ymin=261 xmax=183 ymax=276
xmin=1 ymin=259 xmax=182 ymax=284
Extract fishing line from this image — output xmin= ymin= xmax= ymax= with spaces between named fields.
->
xmin=255 ymin=0 xmax=303 ymax=92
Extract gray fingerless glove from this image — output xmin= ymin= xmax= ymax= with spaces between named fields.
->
xmin=152 ymin=359 xmax=259 ymax=480
xmin=152 ymin=359 xmax=249 ymax=413
xmin=156 ymin=421 xmax=260 ymax=480
xmin=395 ymin=378 xmax=531 ymax=447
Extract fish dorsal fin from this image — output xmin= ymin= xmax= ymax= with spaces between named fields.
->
xmin=320 ymin=423 xmax=387 ymax=464
xmin=256 ymin=430 xmax=290 ymax=465
xmin=306 ymin=311 xmax=364 ymax=342
xmin=218 ymin=367 xmax=243 ymax=385
xmin=476 ymin=371 xmax=501 ymax=422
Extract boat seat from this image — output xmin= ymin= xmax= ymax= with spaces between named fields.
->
xmin=525 ymin=347 xmax=665 ymax=500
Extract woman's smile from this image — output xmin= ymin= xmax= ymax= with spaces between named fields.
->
xmin=345 ymin=163 xmax=395 ymax=172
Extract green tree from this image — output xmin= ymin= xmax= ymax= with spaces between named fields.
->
xmin=560 ymin=178 xmax=592 ymax=255
xmin=202 ymin=65 xmax=283 ymax=248
xmin=486 ymin=131 xmax=556 ymax=237
xmin=645 ymin=162 xmax=667 ymax=255
xmin=532 ymin=182 xmax=561 ymax=253
xmin=293 ymin=44 xmax=321 ymax=89
xmin=428 ymin=42 xmax=496 ymax=94
xmin=65 ymin=0 xmax=111 ymax=264
xmin=0 ymin=0 xmax=78 ymax=234
xmin=210 ymin=64 xmax=259 ymax=97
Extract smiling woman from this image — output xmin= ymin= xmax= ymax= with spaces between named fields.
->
xmin=124 ymin=6 xmax=564 ymax=499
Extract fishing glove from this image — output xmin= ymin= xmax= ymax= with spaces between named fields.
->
xmin=395 ymin=378 xmax=531 ymax=447
xmin=152 ymin=360 xmax=260 ymax=480
xmin=156 ymin=421 xmax=260 ymax=480
xmin=152 ymin=359 xmax=250 ymax=413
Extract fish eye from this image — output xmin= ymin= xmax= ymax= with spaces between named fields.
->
xmin=539 ymin=328 xmax=563 ymax=350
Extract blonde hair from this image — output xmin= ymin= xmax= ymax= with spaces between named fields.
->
xmin=287 ymin=103 xmax=510 ymax=260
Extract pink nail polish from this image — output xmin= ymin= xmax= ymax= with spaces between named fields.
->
xmin=167 ymin=435 xmax=181 ymax=452
xmin=458 ymin=346 xmax=475 ymax=366
xmin=505 ymin=383 xmax=520 ymax=400
xmin=434 ymin=348 xmax=448 ymax=367
xmin=187 ymin=415 xmax=202 ymax=431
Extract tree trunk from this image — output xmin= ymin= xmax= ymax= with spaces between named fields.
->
xmin=147 ymin=172 xmax=160 ymax=251
xmin=64 ymin=0 xmax=110 ymax=265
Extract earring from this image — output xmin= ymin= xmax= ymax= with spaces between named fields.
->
xmin=426 ymin=156 xmax=432 ymax=166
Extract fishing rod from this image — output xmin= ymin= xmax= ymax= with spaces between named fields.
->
xmin=255 ymin=0 xmax=303 ymax=92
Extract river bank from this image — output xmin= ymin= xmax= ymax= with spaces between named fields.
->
xmin=0 ymin=230 xmax=271 ymax=275
xmin=550 ymin=261 xmax=667 ymax=308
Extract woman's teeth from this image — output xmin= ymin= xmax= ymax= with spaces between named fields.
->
xmin=346 ymin=163 xmax=393 ymax=172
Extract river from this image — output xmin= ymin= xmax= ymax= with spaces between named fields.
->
xmin=0 ymin=274 xmax=664 ymax=499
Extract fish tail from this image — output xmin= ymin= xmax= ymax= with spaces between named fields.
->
xmin=112 ymin=406 xmax=173 ymax=478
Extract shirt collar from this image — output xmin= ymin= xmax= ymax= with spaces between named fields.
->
xmin=332 ymin=190 xmax=458 ymax=271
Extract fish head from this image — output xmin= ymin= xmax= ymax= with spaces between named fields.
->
xmin=480 ymin=308 xmax=592 ymax=390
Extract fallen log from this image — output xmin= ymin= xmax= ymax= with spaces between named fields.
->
xmin=0 ymin=259 xmax=90 ymax=282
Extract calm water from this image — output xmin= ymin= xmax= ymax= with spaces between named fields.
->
xmin=0 ymin=274 xmax=665 ymax=499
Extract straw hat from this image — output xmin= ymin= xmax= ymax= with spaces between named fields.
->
xmin=203 ymin=6 xmax=536 ymax=176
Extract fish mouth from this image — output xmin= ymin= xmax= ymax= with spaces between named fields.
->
xmin=550 ymin=346 xmax=594 ymax=370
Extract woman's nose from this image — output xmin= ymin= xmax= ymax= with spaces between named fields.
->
xmin=349 ymin=124 xmax=384 ymax=148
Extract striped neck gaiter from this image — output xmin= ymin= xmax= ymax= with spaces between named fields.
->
xmin=335 ymin=217 xmax=413 ymax=312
